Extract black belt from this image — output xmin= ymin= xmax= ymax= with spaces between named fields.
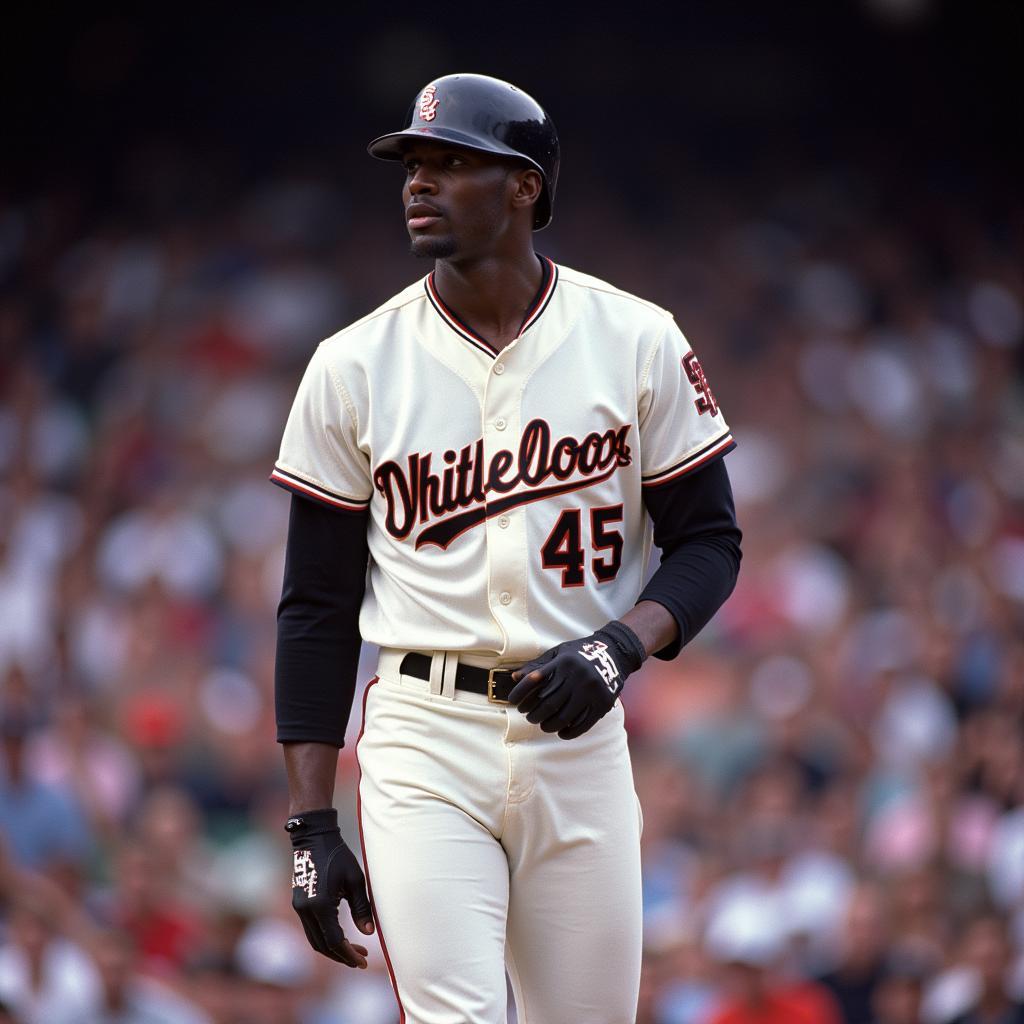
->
xmin=398 ymin=653 xmax=517 ymax=704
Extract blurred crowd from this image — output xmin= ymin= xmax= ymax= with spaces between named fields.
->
xmin=0 ymin=137 xmax=1021 ymax=1024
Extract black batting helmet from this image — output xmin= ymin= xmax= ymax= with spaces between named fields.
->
xmin=367 ymin=73 xmax=560 ymax=230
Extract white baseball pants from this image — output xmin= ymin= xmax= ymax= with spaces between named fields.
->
xmin=356 ymin=649 xmax=643 ymax=1024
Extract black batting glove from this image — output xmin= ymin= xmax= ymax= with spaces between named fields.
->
xmin=508 ymin=620 xmax=647 ymax=740
xmin=285 ymin=807 xmax=375 ymax=968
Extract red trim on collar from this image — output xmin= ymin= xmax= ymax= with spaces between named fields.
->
xmin=424 ymin=256 xmax=558 ymax=358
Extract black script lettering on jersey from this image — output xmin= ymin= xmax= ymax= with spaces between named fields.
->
xmin=372 ymin=419 xmax=633 ymax=550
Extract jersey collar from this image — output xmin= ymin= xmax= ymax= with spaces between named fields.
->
xmin=424 ymin=255 xmax=559 ymax=359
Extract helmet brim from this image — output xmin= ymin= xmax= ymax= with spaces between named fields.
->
xmin=368 ymin=127 xmax=533 ymax=166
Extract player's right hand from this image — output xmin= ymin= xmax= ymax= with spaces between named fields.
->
xmin=508 ymin=620 xmax=647 ymax=740
xmin=285 ymin=807 xmax=375 ymax=967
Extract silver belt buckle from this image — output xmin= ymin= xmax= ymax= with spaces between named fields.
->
xmin=487 ymin=669 xmax=513 ymax=705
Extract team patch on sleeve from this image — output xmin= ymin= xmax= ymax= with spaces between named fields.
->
xmin=641 ymin=431 xmax=736 ymax=488
xmin=270 ymin=464 xmax=371 ymax=512
xmin=682 ymin=352 xmax=719 ymax=417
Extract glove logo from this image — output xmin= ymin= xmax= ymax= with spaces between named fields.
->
xmin=579 ymin=640 xmax=621 ymax=693
xmin=292 ymin=849 xmax=318 ymax=898
xmin=419 ymin=85 xmax=440 ymax=122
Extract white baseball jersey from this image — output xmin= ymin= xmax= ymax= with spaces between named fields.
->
xmin=271 ymin=258 xmax=734 ymax=661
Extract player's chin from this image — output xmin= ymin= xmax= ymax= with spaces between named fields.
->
xmin=409 ymin=232 xmax=458 ymax=260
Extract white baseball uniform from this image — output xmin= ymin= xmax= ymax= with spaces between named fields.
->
xmin=271 ymin=257 xmax=734 ymax=1023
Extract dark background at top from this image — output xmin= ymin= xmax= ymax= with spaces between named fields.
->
xmin=4 ymin=2 xmax=1019 ymax=207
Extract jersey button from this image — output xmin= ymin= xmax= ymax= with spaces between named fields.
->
xmin=494 ymin=363 xmax=505 ymax=375
xmin=498 ymin=515 xmax=510 ymax=529
xmin=494 ymin=417 xmax=507 ymax=431
xmin=499 ymin=591 xmax=512 ymax=605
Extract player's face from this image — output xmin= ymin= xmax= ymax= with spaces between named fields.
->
xmin=400 ymin=141 xmax=527 ymax=260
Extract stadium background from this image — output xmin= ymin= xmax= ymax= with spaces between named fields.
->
xmin=1 ymin=3 xmax=1021 ymax=1022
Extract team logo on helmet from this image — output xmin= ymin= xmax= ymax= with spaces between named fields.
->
xmin=418 ymin=85 xmax=440 ymax=122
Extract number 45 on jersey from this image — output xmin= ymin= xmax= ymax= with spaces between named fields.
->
xmin=541 ymin=504 xmax=623 ymax=588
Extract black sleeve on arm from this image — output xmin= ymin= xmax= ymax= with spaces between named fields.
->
xmin=638 ymin=456 xmax=742 ymax=661
xmin=275 ymin=494 xmax=369 ymax=747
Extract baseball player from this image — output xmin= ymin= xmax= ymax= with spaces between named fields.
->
xmin=272 ymin=73 xmax=742 ymax=1024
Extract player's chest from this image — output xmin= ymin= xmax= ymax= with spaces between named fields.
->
xmin=359 ymin=335 xmax=641 ymax=545
xmin=360 ymin=334 xmax=640 ymax=472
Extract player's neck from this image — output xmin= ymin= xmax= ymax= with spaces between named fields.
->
xmin=432 ymin=250 xmax=543 ymax=353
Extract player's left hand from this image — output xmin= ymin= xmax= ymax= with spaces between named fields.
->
xmin=508 ymin=620 xmax=647 ymax=740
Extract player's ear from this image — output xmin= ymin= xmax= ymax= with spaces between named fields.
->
xmin=509 ymin=168 xmax=543 ymax=217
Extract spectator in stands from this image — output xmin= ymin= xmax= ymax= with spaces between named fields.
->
xmin=52 ymin=929 xmax=209 ymax=1024
xmin=0 ymin=709 xmax=93 ymax=874
xmin=817 ymin=883 xmax=891 ymax=1024
xmin=705 ymin=897 xmax=842 ymax=1024
xmin=947 ymin=914 xmax=1024 ymax=1024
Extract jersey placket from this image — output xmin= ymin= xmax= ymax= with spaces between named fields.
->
xmin=480 ymin=346 xmax=530 ymax=658
xmin=425 ymin=257 xmax=558 ymax=659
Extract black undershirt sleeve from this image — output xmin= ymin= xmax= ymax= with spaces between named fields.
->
xmin=275 ymin=494 xmax=369 ymax=747
xmin=638 ymin=456 xmax=742 ymax=661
